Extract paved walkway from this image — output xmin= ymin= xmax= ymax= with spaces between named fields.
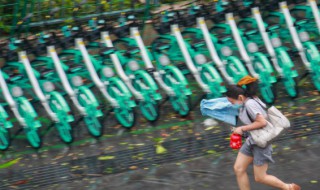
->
xmin=41 ymin=134 xmax=320 ymax=190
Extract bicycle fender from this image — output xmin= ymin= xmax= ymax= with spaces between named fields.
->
xmin=134 ymin=70 xmax=159 ymax=91
xmin=165 ymin=65 xmax=189 ymax=86
xmin=107 ymin=77 xmax=132 ymax=97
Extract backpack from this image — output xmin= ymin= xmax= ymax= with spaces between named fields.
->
xmin=245 ymin=99 xmax=291 ymax=148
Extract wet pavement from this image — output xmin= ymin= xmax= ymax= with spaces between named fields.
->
xmin=44 ymin=135 xmax=320 ymax=190
xmin=0 ymin=57 xmax=320 ymax=190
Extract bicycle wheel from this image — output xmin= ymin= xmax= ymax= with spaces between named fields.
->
xmin=169 ymin=94 xmax=191 ymax=117
xmin=55 ymin=122 xmax=73 ymax=144
xmin=163 ymin=67 xmax=191 ymax=116
xmin=139 ymin=100 xmax=159 ymax=122
xmin=259 ymin=82 xmax=276 ymax=104
xmin=77 ymin=87 xmax=103 ymax=137
xmin=0 ymin=127 xmax=10 ymax=151
xmin=16 ymin=97 xmax=42 ymax=148
xmin=25 ymin=128 xmax=41 ymax=149
xmin=84 ymin=115 xmax=102 ymax=137
xmin=303 ymin=42 xmax=320 ymax=91
xmin=311 ymin=72 xmax=320 ymax=91
xmin=283 ymin=77 xmax=299 ymax=98
xmin=114 ymin=107 xmax=136 ymax=128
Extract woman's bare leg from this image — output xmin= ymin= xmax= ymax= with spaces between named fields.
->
xmin=253 ymin=163 xmax=291 ymax=190
xmin=234 ymin=152 xmax=254 ymax=190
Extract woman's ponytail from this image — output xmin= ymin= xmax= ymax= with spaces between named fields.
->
xmin=236 ymin=75 xmax=259 ymax=98
xmin=226 ymin=76 xmax=259 ymax=99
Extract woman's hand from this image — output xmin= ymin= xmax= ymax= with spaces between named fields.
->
xmin=233 ymin=127 xmax=244 ymax=135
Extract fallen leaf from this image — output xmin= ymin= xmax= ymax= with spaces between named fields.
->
xmin=98 ymin=156 xmax=115 ymax=160
xmin=53 ymin=155 xmax=64 ymax=160
xmin=0 ymin=158 xmax=22 ymax=169
xmin=207 ymin=150 xmax=216 ymax=154
xmin=12 ymin=180 xmax=28 ymax=186
xmin=306 ymin=113 xmax=314 ymax=116
xmin=161 ymin=133 xmax=170 ymax=137
xmin=155 ymin=144 xmax=167 ymax=154
xmin=129 ymin=166 xmax=138 ymax=170
xmin=171 ymin=126 xmax=180 ymax=130
xmin=205 ymin=126 xmax=215 ymax=131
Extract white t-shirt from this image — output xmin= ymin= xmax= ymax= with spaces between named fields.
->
xmin=239 ymin=97 xmax=267 ymax=125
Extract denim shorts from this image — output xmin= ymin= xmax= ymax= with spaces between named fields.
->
xmin=240 ymin=139 xmax=275 ymax=166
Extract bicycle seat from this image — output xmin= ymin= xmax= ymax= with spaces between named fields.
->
xmin=294 ymin=18 xmax=308 ymax=26
xmin=192 ymin=39 xmax=206 ymax=48
xmin=4 ymin=51 xmax=18 ymax=62
xmin=126 ymin=47 xmax=140 ymax=55
xmin=86 ymin=30 xmax=100 ymax=42
xmin=100 ymin=47 xmax=116 ymax=55
xmin=61 ymin=36 xmax=74 ymax=49
xmin=145 ymin=68 xmax=156 ymax=74
xmin=38 ymin=66 xmax=54 ymax=78
xmin=218 ymin=34 xmax=233 ymax=43
xmin=266 ymin=24 xmax=280 ymax=32
xmin=67 ymin=65 xmax=84 ymax=73
xmin=114 ymin=25 xmax=129 ymax=38
xmin=211 ymin=12 xmax=225 ymax=23
xmin=244 ymin=29 xmax=258 ymax=36
xmin=183 ymin=18 xmax=196 ymax=27
xmin=6 ymin=73 xmax=23 ymax=83
xmin=33 ymin=44 xmax=47 ymax=56
xmin=155 ymin=23 xmax=171 ymax=34
xmin=155 ymin=42 xmax=171 ymax=51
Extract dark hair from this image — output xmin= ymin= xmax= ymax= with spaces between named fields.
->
xmin=225 ymin=81 xmax=258 ymax=99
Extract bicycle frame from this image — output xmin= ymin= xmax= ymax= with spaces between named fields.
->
xmin=188 ymin=17 xmax=249 ymax=84
xmin=0 ymin=95 xmax=13 ymax=150
xmin=226 ymin=13 xmax=277 ymax=103
xmin=291 ymin=0 xmax=320 ymax=35
xmin=128 ymin=28 xmax=192 ymax=116
xmin=101 ymin=32 xmax=162 ymax=122
xmin=47 ymin=46 xmax=104 ymax=137
xmin=0 ymin=67 xmax=42 ymax=148
xmin=279 ymin=1 xmax=320 ymax=91
xmin=171 ymin=24 xmax=226 ymax=98
xmin=19 ymin=51 xmax=75 ymax=143
xmin=76 ymin=38 xmax=137 ymax=128
xmin=246 ymin=7 xmax=299 ymax=98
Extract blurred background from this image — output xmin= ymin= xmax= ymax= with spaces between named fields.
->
xmin=0 ymin=0 xmax=320 ymax=189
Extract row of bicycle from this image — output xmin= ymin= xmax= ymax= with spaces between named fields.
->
xmin=0 ymin=0 xmax=320 ymax=150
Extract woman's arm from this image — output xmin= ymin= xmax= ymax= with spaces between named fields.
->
xmin=234 ymin=114 xmax=267 ymax=135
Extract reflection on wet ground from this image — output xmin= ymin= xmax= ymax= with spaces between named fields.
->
xmin=48 ymin=136 xmax=320 ymax=190
xmin=0 ymin=60 xmax=320 ymax=189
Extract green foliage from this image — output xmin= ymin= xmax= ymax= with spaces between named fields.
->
xmin=0 ymin=0 xmax=144 ymax=30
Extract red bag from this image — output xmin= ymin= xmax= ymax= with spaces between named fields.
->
xmin=230 ymin=133 xmax=242 ymax=149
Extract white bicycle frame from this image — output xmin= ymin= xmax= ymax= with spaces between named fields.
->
xmin=251 ymin=8 xmax=283 ymax=76
xmin=0 ymin=70 xmax=26 ymax=126
xmin=226 ymin=13 xmax=259 ymax=78
xmin=19 ymin=51 xmax=58 ymax=122
xmin=75 ymin=38 xmax=118 ymax=107
xmin=129 ymin=27 xmax=174 ymax=96
xmin=197 ymin=17 xmax=234 ymax=84
xmin=280 ymin=1 xmax=311 ymax=70
xmin=170 ymin=24 xmax=210 ymax=93
xmin=308 ymin=0 xmax=320 ymax=35
xmin=101 ymin=31 xmax=143 ymax=100
xmin=47 ymin=46 xmax=86 ymax=115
